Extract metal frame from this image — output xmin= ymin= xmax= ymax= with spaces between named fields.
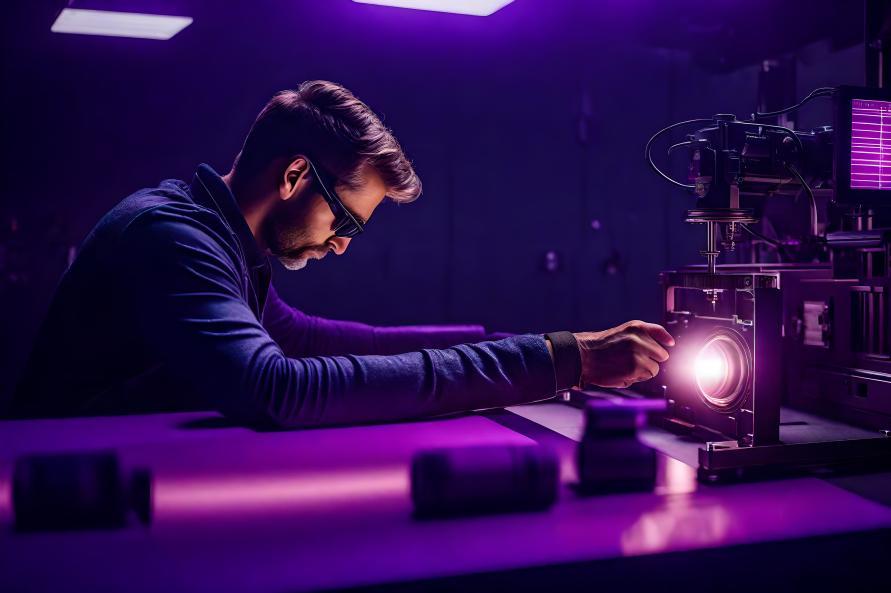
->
xmin=661 ymin=271 xmax=783 ymax=446
xmin=698 ymin=433 xmax=891 ymax=476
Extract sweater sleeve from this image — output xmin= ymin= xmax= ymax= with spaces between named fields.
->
xmin=262 ymin=284 xmax=491 ymax=357
xmin=120 ymin=213 xmax=557 ymax=429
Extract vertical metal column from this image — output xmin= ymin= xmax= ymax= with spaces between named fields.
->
xmin=704 ymin=221 xmax=719 ymax=275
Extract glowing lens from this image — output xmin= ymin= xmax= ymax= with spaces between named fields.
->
xmin=693 ymin=333 xmax=749 ymax=410
xmin=695 ymin=348 xmax=728 ymax=395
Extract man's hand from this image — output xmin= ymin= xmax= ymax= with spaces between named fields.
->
xmin=574 ymin=320 xmax=674 ymax=388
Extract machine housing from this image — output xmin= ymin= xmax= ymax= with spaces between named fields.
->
xmin=649 ymin=86 xmax=891 ymax=476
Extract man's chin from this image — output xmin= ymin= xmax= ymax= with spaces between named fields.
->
xmin=278 ymin=257 xmax=308 ymax=271
xmin=276 ymin=247 xmax=328 ymax=271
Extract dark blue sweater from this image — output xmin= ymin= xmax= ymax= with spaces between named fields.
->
xmin=11 ymin=165 xmax=575 ymax=427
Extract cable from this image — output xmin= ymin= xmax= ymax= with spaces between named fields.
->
xmin=740 ymin=223 xmax=781 ymax=246
xmin=648 ymin=87 xmax=835 ymax=193
xmin=741 ymin=224 xmax=789 ymax=262
xmin=667 ymin=139 xmax=700 ymax=155
xmin=645 ymin=118 xmax=714 ymax=189
xmin=787 ymin=164 xmax=819 ymax=237
xmin=747 ymin=87 xmax=837 ymax=121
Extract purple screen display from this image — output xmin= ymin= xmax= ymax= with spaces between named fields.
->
xmin=851 ymin=98 xmax=891 ymax=190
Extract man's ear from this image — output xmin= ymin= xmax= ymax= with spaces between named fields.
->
xmin=280 ymin=155 xmax=310 ymax=201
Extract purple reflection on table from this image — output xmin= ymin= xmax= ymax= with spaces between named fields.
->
xmin=1 ymin=408 xmax=891 ymax=593
xmin=156 ymin=466 xmax=407 ymax=519
xmin=0 ymin=463 xmax=11 ymax=524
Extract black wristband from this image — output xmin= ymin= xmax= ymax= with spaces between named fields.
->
xmin=544 ymin=331 xmax=582 ymax=391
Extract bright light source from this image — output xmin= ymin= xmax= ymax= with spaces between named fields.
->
xmin=51 ymin=8 xmax=193 ymax=40
xmin=695 ymin=352 xmax=726 ymax=382
xmin=692 ymin=332 xmax=749 ymax=410
xmin=694 ymin=349 xmax=727 ymax=396
xmin=352 ymin=0 xmax=515 ymax=17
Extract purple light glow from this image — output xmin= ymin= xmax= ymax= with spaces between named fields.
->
xmin=851 ymin=98 xmax=891 ymax=190
xmin=155 ymin=467 xmax=407 ymax=519
xmin=620 ymin=494 xmax=731 ymax=555
xmin=0 ymin=464 xmax=11 ymax=526
xmin=352 ymin=0 xmax=515 ymax=16
xmin=51 ymin=8 xmax=193 ymax=40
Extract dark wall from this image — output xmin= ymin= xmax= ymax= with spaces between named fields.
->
xmin=0 ymin=0 xmax=865 ymax=406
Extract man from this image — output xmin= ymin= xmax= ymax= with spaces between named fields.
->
xmin=10 ymin=80 xmax=673 ymax=427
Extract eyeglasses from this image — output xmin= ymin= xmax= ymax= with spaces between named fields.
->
xmin=306 ymin=158 xmax=365 ymax=238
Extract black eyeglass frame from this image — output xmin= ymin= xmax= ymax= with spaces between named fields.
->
xmin=305 ymin=158 xmax=365 ymax=238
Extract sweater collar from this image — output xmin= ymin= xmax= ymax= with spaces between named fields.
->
xmin=190 ymin=163 xmax=267 ymax=269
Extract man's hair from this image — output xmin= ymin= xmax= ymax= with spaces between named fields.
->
xmin=232 ymin=80 xmax=421 ymax=202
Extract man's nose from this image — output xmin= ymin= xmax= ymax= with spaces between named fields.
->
xmin=329 ymin=237 xmax=351 ymax=255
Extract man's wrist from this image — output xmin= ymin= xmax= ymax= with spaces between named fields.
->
xmin=544 ymin=331 xmax=582 ymax=391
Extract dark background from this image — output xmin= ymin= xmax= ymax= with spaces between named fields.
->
xmin=0 ymin=0 xmax=868 ymax=408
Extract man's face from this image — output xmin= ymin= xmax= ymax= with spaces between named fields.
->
xmin=265 ymin=159 xmax=387 ymax=270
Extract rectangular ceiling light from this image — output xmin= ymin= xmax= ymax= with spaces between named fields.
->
xmin=352 ymin=0 xmax=515 ymax=17
xmin=51 ymin=8 xmax=193 ymax=40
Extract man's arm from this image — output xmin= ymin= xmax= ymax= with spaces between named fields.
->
xmin=263 ymin=284 xmax=501 ymax=357
xmin=120 ymin=213 xmax=561 ymax=429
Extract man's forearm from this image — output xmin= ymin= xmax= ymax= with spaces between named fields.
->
xmin=233 ymin=335 xmax=559 ymax=428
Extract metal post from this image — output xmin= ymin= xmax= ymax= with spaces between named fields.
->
xmin=705 ymin=221 xmax=718 ymax=275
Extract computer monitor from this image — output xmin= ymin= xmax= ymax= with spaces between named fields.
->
xmin=835 ymin=86 xmax=891 ymax=205
xmin=850 ymin=97 xmax=891 ymax=190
